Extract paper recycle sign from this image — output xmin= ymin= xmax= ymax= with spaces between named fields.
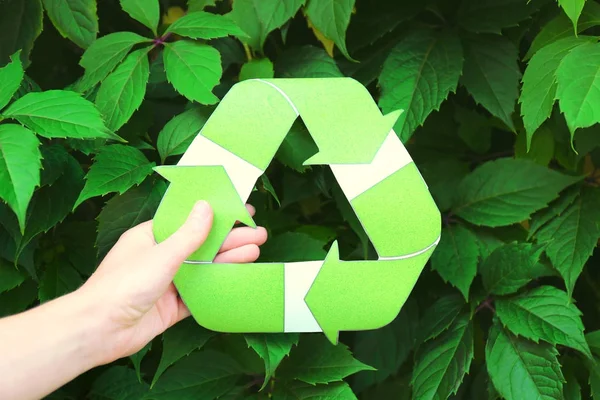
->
xmin=152 ymin=77 xmax=441 ymax=344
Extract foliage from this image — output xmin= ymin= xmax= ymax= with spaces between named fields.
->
xmin=2 ymin=0 xmax=600 ymax=398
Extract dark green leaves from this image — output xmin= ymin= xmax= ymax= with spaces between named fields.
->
xmin=0 ymin=124 xmax=41 ymax=232
xmin=120 ymin=0 xmax=159 ymax=35
xmin=75 ymin=145 xmax=155 ymax=207
xmin=275 ymin=46 xmax=343 ymax=78
xmin=2 ymin=90 xmax=114 ymax=140
xmin=0 ymin=259 xmax=26 ymax=294
xmin=411 ymin=313 xmax=474 ymax=400
xmin=496 ymin=286 xmax=592 ymax=358
xmin=166 ymin=11 xmax=247 ymax=40
xmin=457 ymin=0 xmax=536 ymax=34
xmin=163 ymin=41 xmax=222 ymax=104
xmin=453 ymin=158 xmax=579 ymax=227
xmin=42 ymin=0 xmax=98 ymax=48
xmin=245 ymin=333 xmax=299 ymax=389
xmin=486 ymin=322 xmax=564 ymax=400
xmin=38 ymin=262 xmax=83 ymax=302
xmin=0 ymin=0 xmax=43 ymax=65
xmin=0 ymin=51 xmax=24 ymax=111
xmin=379 ymin=29 xmax=463 ymax=141
xmin=89 ymin=366 xmax=150 ymax=400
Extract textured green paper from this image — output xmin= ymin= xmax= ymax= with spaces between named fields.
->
xmin=152 ymin=77 xmax=441 ymax=343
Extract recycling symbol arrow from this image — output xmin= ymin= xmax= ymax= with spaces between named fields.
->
xmin=152 ymin=78 xmax=441 ymax=344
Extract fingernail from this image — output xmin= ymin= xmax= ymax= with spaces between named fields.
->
xmin=191 ymin=200 xmax=211 ymax=219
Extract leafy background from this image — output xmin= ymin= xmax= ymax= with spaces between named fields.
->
xmin=1 ymin=0 xmax=600 ymax=398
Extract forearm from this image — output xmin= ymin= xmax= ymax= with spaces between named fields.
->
xmin=0 ymin=290 xmax=105 ymax=400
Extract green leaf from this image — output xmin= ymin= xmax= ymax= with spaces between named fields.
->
xmin=147 ymin=350 xmax=243 ymax=399
xmin=452 ymin=158 xmax=580 ymax=227
xmin=515 ymin=126 xmax=556 ymax=167
xmin=431 ymin=224 xmax=480 ymax=299
xmin=0 ymin=279 xmax=37 ymax=318
xmin=163 ymin=41 xmax=221 ymax=104
xmin=486 ymin=322 xmax=564 ymax=400
xmin=0 ymin=124 xmax=41 ymax=233
xmin=274 ymin=120 xmax=318 ymax=173
xmin=533 ymin=186 xmax=600 ymax=295
xmin=95 ymin=47 xmax=151 ymax=132
xmin=75 ymin=145 xmax=154 ymax=208
xmin=260 ymin=175 xmax=281 ymax=206
xmin=188 ymin=0 xmax=218 ymax=12
xmin=278 ymin=335 xmax=374 ymax=384
xmin=460 ymin=33 xmax=520 ymax=131
xmin=228 ymin=0 xmax=305 ymax=51
xmin=556 ymin=41 xmax=600 ymax=135
xmin=411 ymin=313 xmax=474 ymax=400
xmin=89 ymin=366 xmax=150 ymax=400
xmin=157 ymin=106 xmax=213 ymax=162
xmin=378 ymin=29 xmax=463 ymax=142
xmin=96 ymin=179 xmax=165 ymax=259
xmin=305 ymin=0 xmax=355 ymax=60
xmin=273 ymin=381 xmax=357 ymax=400
xmin=245 ymin=333 xmax=299 ymax=389
xmin=588 ymin=357 xmax=600 ymax=399
xmin=2 ymin=90 xmax=115 ymax=140
xmin=38 ymin=262 xmax=83 ymax=302
xmin=457 ymin=0 xmax=536 ymax=33
xmin=0 ymin=258 xmax=26 ymax=294
xmin=120 ymin=0 xmax=159 ymax=35
xmin=275 ymin=46 xmax=343 ymax=78
xmin=239 ymin=58 xmax=274 ymax=81
xmin=352 ymin=298 xmax=419 ymax=393
xmin=455 ymin=106 xmax=492 ymax=154
xmin=520 ymin=37 xmax=594 ymax=148
xmin=526 ymin=1 xmax=600 ymax=60
xmin=260 ymin=232 xmax=327 ymax=262
xmin=496 ymin=286 xmax=592 ymax=359
xmin=418 ymin=294 xmax=465 ymax=343
xmin=130 ymin=342 xmax=151 ymax=382
xmin=77 ymin=32 xmax=151 ymax=93
xmin=0 ymin=51 xmax=24 ymax=111
xmin=166 ymin=11 xmax=247 ymax=40
xmin=152 ymin=318 xmax=215 ymax=387
xmin=42 ymin=0 xmax=98 ymax=49
xmin=0 ymin=0 xmax=43 ymax=66
xmin=587 ymin=330 xmax=600 ymax=357
xmin=480 ymin=242 xmax=549 ymax=295
xmin=559 ymin=0 xmax=586 ymax=31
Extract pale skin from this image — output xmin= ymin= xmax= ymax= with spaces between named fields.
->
xmin=0 ymin=200 xmax=268 ymax=400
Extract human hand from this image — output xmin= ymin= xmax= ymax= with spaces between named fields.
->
xmin=77 ymin=200 xmax=267 ymax=366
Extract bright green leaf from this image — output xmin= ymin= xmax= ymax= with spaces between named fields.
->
xmin=521 ymin=37 xmax=594 ymax=148
xmin=412 ymin=313 xmax=474 ymax=400
xmin=273 ymin=381 xmax=357 ymax=400
xmin=0 ymin=258 xmax=26 ymax=294
xmin=460 ymin=33 xmax=520 ymax=131
xmin=152 ymin=318 xmax=215 ymax=387
xmin=480 ymin=242 xmax=549 ymax=295
xmin=0 ymin=124 xmax=41 ymax=233
xmin=278 ymin=335 xmax=374 ymax=384
xmin=431 ymin=224 xmax=480 ymax=299
xmin=147 ymin=350 xmax=243 ymax=399
xmin=457 ymin=0 xmax=536 ymax=34
xmin=157 ymin=106 xmax=213 ymax=162
xmin=515 ymin=126 xmax=556 ymax=166
xmin=453 ymin=158 xmax=580 ymax=227
xmin=496 ymin=286 xmax=592 ymax=359
xmin=305 ymin=0 xmax=355 ymax=60
xmin=275 ymin=45 xmax=343 ymax=78
xmin=533 ymin=186 xmax=600 ymax=295
xmin=2 ymin=90 xmax=116 ymax=140
xmin=38 ymin=262 xmax=83 ymax=302
xmin=228 ymin=0 xmax=305 ymax=51
xmin=75 ymin=145 xmax=155 ymax=208
xmin=245 ymin=333 xmax=299 ymax=389
xmin=239 ymin=58 xmax=274 ymax=81
xmin=42 ymin=0 xmax=98 ymax=48
xmin=0 ymin=0 xmax=43 ymax=66
xmin=486 ymin=322 xmax=564 ymax=400
xmin=418 ymin=294 xmax=465 ymax=343
xmin=556 ymin=41 xmax=600 ymax=135
xmin=96 ymin=179 xmax=165 ymax=259
xmin=120 ymin=0 xmax=159 ymax=35
xmin=95 ymin=47 xmax=151 ymax=131
xmin=166 ymin=11 xmax=247 ymax=40
xmin=163 ymin=41 xmax=221 ymax=104
xmin=379 ymin=29 xmax=463 ymax=142
xmin=0 ymin=51 xmax=24 ymax=111
xmin=89 ymin=366 xmax=150 ymax=400
xmin=77 ymin=32 xmax=151 ymax=93
xmin=559 ymin=0 xmax=586 ymax=32
xmin=188 ymin=0 xmax=218 ymax=12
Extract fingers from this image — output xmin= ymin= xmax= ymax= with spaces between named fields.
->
xmin=152 ymin=200 xmax=214 ymax=271
xmin=214 ymin=244 xmax=260 ymax=263
xmin=218 ymin=226 xmax=268 ymax=253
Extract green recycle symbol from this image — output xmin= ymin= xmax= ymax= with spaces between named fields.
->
xmin=152 ymin=77 xmax=441 ymax=344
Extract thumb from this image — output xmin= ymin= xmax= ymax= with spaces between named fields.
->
xmin=153 ymin=200 xmax=214 ymax=270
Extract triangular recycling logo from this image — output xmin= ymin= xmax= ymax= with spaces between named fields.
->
xmin=152 ymin=77 xmax=441 ymax=344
